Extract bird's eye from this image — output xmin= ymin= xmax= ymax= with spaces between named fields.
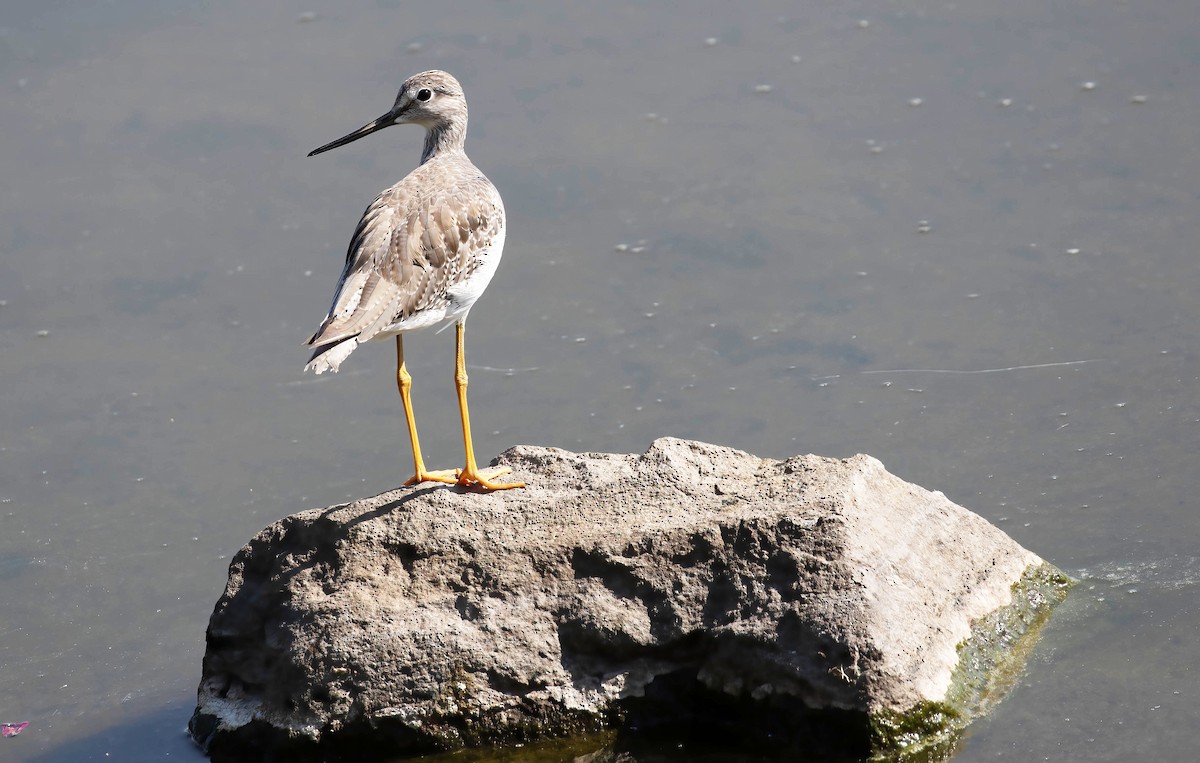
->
xmin=416 ymin=89 xmax=432 ymax=102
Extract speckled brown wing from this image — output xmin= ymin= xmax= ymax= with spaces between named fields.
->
xmin=306 ymin=163 xmax=502 ymax=349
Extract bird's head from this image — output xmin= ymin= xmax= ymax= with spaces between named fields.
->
xmin=308 ymin=70 xmax=467 ymax=157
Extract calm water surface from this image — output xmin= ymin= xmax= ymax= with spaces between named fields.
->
xmin=2 ymin=1 xmax=1198 ymax=760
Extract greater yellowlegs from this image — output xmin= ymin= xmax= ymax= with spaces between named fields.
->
xmin=305 ymin=70 xmax=523 ymax=491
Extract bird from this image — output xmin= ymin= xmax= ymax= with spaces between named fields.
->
xmin=304 ymin=70 xmax=524 ymax=491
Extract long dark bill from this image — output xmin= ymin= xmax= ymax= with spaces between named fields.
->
xmin=308 ymin=108 xmax=401 ymax=157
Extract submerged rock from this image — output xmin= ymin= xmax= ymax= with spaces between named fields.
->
xmin=189 ymin=438 xmax=1068 ymax=761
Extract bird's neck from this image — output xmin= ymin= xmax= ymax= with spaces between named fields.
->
xmin=420 ymin=119 xmax=468 ymax=164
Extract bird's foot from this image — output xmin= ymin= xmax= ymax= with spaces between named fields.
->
xmin=403 ymin=468 xmax=460 ymax=486
xmin=404 ymin=466 xmax=524 ymax=491
xmin=456 ymin=465 xmax=525 ymax=491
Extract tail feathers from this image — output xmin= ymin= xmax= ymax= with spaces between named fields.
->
xmin=305 ymin=337 xmax=359 ymax=375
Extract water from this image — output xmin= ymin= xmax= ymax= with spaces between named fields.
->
xmin=2 ymin=1 xmax=1198 ymax=760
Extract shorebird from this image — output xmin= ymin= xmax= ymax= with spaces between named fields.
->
xmin=304 ymin=70 xmax=524 ymax=491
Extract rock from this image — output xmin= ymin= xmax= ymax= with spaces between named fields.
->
xmin=189 ymin=438 xmax=1069 ymax=762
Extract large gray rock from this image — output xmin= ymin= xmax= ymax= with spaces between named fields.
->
xmin=189 ymin=438 xmax=1068 ymax=761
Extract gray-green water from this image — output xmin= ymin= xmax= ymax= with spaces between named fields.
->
xmin=3 ymin=1 xmax=1198 ymax=760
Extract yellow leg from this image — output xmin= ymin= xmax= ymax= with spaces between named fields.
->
xmin=397 ymin=336 xmax=457 ymax=486
xmin=452 ymin=321 xmax=524 ymax=490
